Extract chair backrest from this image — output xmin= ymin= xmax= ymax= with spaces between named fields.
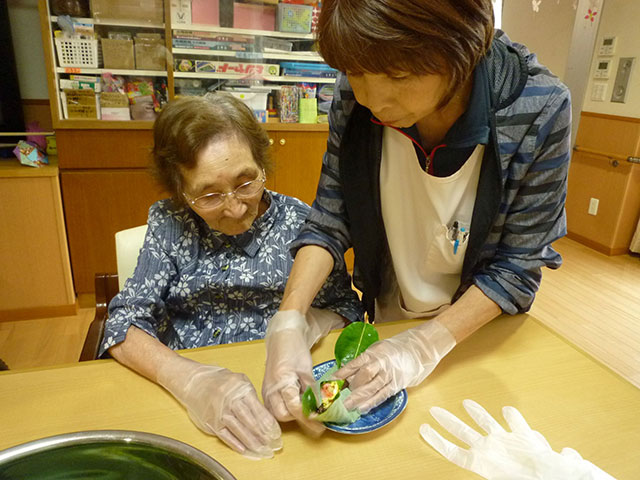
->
xmin=115 ymin=224 xmax=148 ymax=290
xmin=80 ymin=224 xmax=148 ymax=361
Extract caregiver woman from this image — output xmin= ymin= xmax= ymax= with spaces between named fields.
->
xmin=262 ymin=0 xmax=571 ymax=430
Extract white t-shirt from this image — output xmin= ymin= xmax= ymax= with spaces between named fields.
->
xmin=376 ymin=127 xmax=484 ymax=322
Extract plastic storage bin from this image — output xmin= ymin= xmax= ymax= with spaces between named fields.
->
xmin=55 ymin=38 xmax=99 ymax=68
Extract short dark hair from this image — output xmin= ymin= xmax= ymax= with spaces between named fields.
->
xmin=151 ymin=93 xmax=272 ymax=205
xmin=318 ymin=0 xmax=494 ymax=108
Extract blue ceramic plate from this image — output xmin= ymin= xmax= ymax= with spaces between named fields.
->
xmin=312 ymin=359 xmax=408 ymax=434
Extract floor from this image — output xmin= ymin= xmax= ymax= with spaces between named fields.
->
xmin=0 ymin=237 xmax=639 ymax=388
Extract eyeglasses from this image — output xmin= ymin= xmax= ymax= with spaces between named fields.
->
xmin=183 ymin=169 xmax=266 ymax=210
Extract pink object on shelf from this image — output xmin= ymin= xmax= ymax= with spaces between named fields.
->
xmin=191 ymin=0 xmax=220 ymax=25
xmin=233 ymin=3 xmax=275 ymax=31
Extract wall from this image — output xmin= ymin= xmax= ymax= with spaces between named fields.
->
xmin=7 ymin=0 xmax=48 ymax=100
xmin=502 ymin=0 xmax=578 ymax=81
xmin=581 ymin=0 xmax=640 ymax=118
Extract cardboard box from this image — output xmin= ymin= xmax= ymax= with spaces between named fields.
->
xmin=134 ymin=35 xmax=166 ymax=70
xmin=100 ymin=93 xmax=131 ymax=120
xmin=101 ymin=38 xmax=135 ymax=70
xmin=63 ymin=89 xmax=98 ymax=119
xmin=191 ymin=0 xmax=219 ymax=25
xmin=234 ymin=3 xmax=275 ymax=31
xmin=100 ymin=92 xmax=129 ymax=108
xmin=91 ymin=0 xmax=164 ymax=23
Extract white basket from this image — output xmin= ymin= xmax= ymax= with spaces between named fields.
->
xmin=55 ymin=38 xmax=99 ymax=68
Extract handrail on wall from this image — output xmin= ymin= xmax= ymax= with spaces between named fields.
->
xmin=573 ymin=145 xmax=640 ymax=165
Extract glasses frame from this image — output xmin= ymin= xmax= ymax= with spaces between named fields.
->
xmin=183 ymin=169 xmax=266 ymax=210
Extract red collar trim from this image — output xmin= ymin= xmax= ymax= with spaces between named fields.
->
xmin=370 ymin=117 xmax=445 ymax=175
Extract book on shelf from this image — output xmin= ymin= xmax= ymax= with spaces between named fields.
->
xmin=173 ymin=31 xmax=254 ymax=43
xmin=172 ymin=38 xmax=254 ymax=51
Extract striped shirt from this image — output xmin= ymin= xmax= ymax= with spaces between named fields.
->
xmin=291 ymin=30 xmax=571 ymax=316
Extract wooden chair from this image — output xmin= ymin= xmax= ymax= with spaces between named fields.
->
xmin=79 ymin=225 xmax=148 ymax=361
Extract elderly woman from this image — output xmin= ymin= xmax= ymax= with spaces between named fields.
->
xmin=263 ymin=0 xmax=571 ymax=434
xmin=100 ymin=94 xmax=363 ymax=458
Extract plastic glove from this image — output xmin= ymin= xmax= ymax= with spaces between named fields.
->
xmin=335 ymin=319 xmax=456 ymax=414
xmin=157 ymin=356 xmax=282 ymax=460
xmin=262 ymin=309 xmax=344 ymax=436
xmin=420 ymin=399 xmax=617 ymax=480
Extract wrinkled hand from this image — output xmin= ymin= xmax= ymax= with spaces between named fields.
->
xmin=158 ymin=357 xmax=281 ymax=459
xmin=262 ymin=310 xmax=327 ymax=436
xmin=335 ymin=320 xmax=456 ymax=414
xmin=420 ymin=399 xmax=616 ymax=480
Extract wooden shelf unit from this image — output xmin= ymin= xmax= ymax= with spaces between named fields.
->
xmin=40 ymin=0 xmax=334 ymax=128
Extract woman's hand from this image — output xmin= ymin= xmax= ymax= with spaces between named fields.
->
xmin=262 ymin=310 xmax=327 ymax=436
xmin=158 ymin=359 xmax=282 ymax=459
xmin=336 ymin=320 xmax=456 ymax=413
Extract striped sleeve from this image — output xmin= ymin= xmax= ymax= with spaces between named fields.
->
xmin=474 ymin=83 xmax=572 ymax=314
xmin=289 ymin=74 xmax=355 ymax=270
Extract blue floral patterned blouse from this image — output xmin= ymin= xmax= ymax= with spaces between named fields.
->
xmin=99 ymin=191 xmax=363 ymax=356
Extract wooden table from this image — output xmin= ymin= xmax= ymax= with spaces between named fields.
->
xmin=1 ymin=315 xmax=639 ymax=479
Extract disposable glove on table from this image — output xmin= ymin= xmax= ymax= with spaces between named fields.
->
xmin=157 ymin=356 xmax=282 ymax=460
xmin=335 ymin=319 xmax=456 ymax=414
xmin=420 ymin=399 xmax=616 ymax=480
xmin=262 ymin=309 xmax=344 ymax=436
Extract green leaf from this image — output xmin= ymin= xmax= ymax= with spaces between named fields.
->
xmin=301 ymin=386 xmax=317 ymax=417
xmin=334 ymin=322 xmax=379 ymax=368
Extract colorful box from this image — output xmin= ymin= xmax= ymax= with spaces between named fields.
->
xmin=277 ymin=3 xmax=313 ymax=33
xmin=234 ymin=3 xmax=275 ymax=31
xmin=195 ymin=60 xmax=279 ymax=76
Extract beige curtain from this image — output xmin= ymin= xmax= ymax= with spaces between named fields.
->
xmin=631 ymin=218 xmax=640 ymax=253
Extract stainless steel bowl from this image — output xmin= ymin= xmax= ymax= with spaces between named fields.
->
xmin=0 ymin=430 xmax=237 ymax=479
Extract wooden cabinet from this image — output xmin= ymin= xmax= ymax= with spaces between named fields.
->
xmin=0 ymin=159 xmax=75 ymax=319
xmin=567 ymin=113 xmax=640 ymax=255
xmin=267 ymin=129 xmax=326 ymax=206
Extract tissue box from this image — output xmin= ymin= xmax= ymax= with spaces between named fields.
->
xmin=225 ymin=89 xmax=268 ymax=110
xmin=101 ymin=38 xmax=135 ymax=70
